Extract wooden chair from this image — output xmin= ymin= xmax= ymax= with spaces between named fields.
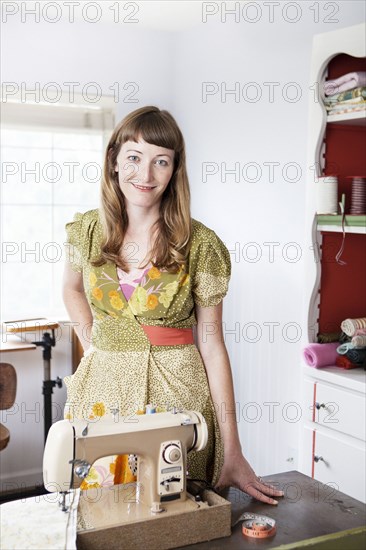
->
xmin=0 ymin=363 xmax=17 ymax=451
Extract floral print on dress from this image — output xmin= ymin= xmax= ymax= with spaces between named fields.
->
xmin=80 ymin=463 xmax=114 ymax=490
xmin=117 ymin=264 xmax=152 ymax=301
xmin=86 ymin=261 xmax=190 ymax=319
xmin=84 ymin=248 xmax=192 ymax=324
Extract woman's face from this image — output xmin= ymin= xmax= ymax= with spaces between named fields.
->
xmin=114 ymin=137 xmax=175 ymax=209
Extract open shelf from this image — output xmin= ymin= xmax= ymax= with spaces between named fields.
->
xmin=327 ymin=109 xmax=366 ymax=126
xmin=318 ymin=232 xmax=366 ymax=334
xmin=317 ymin=214 xmax=366 ymax=234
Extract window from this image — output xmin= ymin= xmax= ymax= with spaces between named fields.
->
xmin=1 ymin=96 xmax=115 ymax=320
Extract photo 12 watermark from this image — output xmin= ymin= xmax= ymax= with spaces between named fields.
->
xmin=199 ymin=320 xmax=303 ymax=343
xmin=1 ymin=1 xmax=140 ymax=24
xmin=201 ymin=2 xmax=340 ymax=25
xmin=1 ymin=81 xmax=140 ymax=104
xmin=202 ymin=81 xmax=303 ymax=103
xmin=201 ymin=160 xmax=302 ymax=183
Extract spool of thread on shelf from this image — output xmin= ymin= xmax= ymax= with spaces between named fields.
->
xmin=349 ymin=176 xmax=366 ymax=215
xmin=145 ymin=404 xmax=156 ymax=414
xmin=316 ymin=176 xmax=338 ymax=214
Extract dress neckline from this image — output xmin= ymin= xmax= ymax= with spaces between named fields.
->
xmin=116 ymin=264 xmax=152 ymax=302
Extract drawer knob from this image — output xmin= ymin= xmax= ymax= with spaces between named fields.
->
xmin=315 ymin=402 xmax=325 ymax=410
xmin=314 ymin=455 xmax=324 ymax=463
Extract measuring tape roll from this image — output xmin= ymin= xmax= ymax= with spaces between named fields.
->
xmin=241 ymin=513 xmax=276 ymax=539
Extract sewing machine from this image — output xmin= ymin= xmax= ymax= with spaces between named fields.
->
xmin=44 ymin=409 xmax=208 ymax=511
xmin=43 ymin=409 xmax=231 ymax=548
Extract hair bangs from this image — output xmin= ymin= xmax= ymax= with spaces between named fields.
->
xmin=120 ymin=110 xmax=182 ymax=153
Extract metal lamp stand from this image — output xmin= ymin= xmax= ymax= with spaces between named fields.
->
xmin=33 ymin=329 xmax=62 ymax=442
xmin=2 ymin=318 xmax=62 ymax=444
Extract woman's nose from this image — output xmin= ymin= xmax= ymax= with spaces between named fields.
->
xmin=138 ymin=161 xmax=153 ymax=184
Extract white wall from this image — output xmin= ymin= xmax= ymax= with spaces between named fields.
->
xmin=1 ymin=18 xmax=176 ymax=115
xmin=1 ymin=1 xmax=365 ymax=488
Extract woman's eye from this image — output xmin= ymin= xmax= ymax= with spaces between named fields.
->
xmin=156 ymin=159 xmax=168 ymax=166
xmin=127 ymin=155 xmax=139 ymax=162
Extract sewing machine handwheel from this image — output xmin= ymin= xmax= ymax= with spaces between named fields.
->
xmin=190 ymin=411 xmax=208 ymax=452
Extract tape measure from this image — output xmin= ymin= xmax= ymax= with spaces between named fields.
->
xmin=241 ymin=513 xmax=276 ymax=539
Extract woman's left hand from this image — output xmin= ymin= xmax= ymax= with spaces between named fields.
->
xmin=215 ymin=450 xmax=284 ymax=505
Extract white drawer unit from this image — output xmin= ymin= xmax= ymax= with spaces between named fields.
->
xmin=301 ymin=367 xmax=366 ymax=503
xmin=304 ymin=378 xmax=366 ymax=441
xmin=303 ymin=425 xmax=366 ymax=504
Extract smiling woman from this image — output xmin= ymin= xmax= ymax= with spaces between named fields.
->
xmin=115 ymin=140 xmax=175 ymax=205
xmin=62 ymin=106 xmax=283 ymax=504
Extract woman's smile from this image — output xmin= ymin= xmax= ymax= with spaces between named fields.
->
xmin=131 ymin=182 xmax=158 ymax=191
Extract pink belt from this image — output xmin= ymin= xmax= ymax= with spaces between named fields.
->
xmin=141 ymin=325 xmax=194 ymax=346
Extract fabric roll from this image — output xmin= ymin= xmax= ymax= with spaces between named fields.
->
xmin=324 ymin=86 xmax=366 ymax=105
xmin=324 ymin=71 xmax=366 ymax=95
xmin=317 ymin=332 xmax=342 ymax=343
xmin=341 ymin=318 xmax=366 ymax=337
xmin=352 ymin=335 xmax=366 ymax=348
xmin=303 ymin=343 xmax=339 ymax=368
xmin=346 ymin=348 xmax=366 ymax=366
xmin=336 ymin=355 xmax=359 ymax=370
xmin=337 ymin=342 xmax=355 ymax=355
xmin=355 ymin=328 xmax=366 ymax=336
xmin=340 ymin=331 xmax=352 ymax=343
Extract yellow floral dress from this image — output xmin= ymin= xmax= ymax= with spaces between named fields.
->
xmin=64 ymin=209 xmax=231 ymax=488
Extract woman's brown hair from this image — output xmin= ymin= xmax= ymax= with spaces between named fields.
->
xmin=92 ymin=106 xmax=192 ymax=272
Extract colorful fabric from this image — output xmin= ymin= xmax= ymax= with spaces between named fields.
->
xmin=317 ymin=332 xmax=342 ymax=344
xmin=324 ymin=71 xmax=366 ymax=96
xmin=352 ymin=335 xmax=366 ymax=348
xmin=341 ymin=318 xmax=366 ymax=337
xmin=117 ymin=264 xmax=151 ymax=302
xmin=336 ymin=342 xmax=355 ymax=355
xmin=346 ymin=348 xmax=366 ymax=367
xmin=335 ymin=355 xmax=358 ymax=370
xmin=324 ymin=86 xmax=366 ymax=105
xmin=64 ymin=209 xmax=231 ymax=488
xmin=302 ymin=343 xmax=338 ymax=368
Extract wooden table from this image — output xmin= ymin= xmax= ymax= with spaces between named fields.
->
xmin=0 ymin=334 xmax=36 ymax=353
xmin=0 ymin=318 xmax=59 ymax=353
xmin=180 ymin=471 xmax=366 ymax=549
xmin=0 ymin=318 xmax=61 ymax=442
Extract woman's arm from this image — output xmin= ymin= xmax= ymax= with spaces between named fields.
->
xmin=62 ymin=261 xmax=93 ymax=352
xmin=195 ymin=301 xmax=284 ymax=505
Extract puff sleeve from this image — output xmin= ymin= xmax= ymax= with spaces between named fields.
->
xmin=191 ymin=227 xmax=231 ymax=307
xmin=64 ymin=209 xmax=100 ymax=272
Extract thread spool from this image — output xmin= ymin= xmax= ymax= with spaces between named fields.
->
xmin=347 ymin=176 xmax=366 ymax=215
xmin=316 ymin=176 xmax=338 ymax=214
